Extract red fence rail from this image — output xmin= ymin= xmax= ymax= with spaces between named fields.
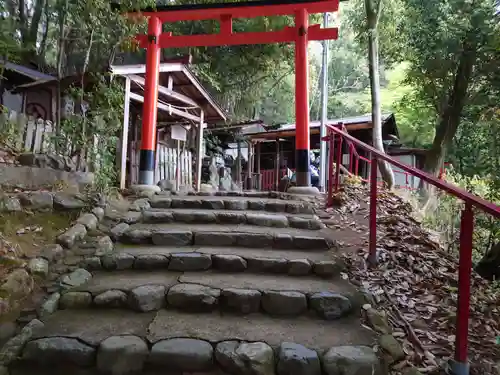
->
xmin=323 ymin=123 xmax=500 ymax=374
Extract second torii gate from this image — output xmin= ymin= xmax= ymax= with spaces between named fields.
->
xmin=125 ymin=0 xmax=339 ymax=188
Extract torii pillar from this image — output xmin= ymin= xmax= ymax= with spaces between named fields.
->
xmin=294 ymin=8 xmax=310 ymax=187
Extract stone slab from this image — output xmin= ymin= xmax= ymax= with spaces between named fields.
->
xmin=114 ymin=246 xmax=333 ymax=262
xmin=33 ymin=310 xmax=154 ymax=346
xmin=71 ymin=271 xmax=180 ymax=294
xmin=178 ymin=272 xmax=354 ymax=295
xmin=148 ymin=310 xmax=375 ymax=351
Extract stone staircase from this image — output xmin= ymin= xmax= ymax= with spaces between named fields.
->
xmin=7 ymin=191 xmax=384 ymax=375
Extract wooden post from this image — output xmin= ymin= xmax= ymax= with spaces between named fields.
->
xmin=256 ymin=141 xmax=262 ymax=190
xmin=195 ymin=111 xmax=204 ymax=191
xmin=275 ymin=139 xmax=280 ymax=190
xmin=120 ymin=77 xmax=131 ymax=190
xmin=237 ymin=139 xmax=242 ymax=188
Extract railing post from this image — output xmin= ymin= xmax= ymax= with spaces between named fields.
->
xmin=368 ymin=155 xmax=378 ymax=266
xmin=334 ymin=136 xmax=342 ymax=192
xmin=452 ymin=203 xmax=474 ymax=375
xmin=327 ymin=130 xmax=335 ymax=207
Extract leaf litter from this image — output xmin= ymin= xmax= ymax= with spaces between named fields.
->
xmin=316 ymin=184 xmax=500 ymax=375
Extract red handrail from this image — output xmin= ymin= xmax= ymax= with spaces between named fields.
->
xmin=323 ymin=123 xmax=500 ymax=374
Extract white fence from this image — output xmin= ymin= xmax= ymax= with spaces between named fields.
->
xmin=0 ymin=110 xmax=99 ymax=171
xmin=130 ymin=141 xmax=193 ymax=187
xmin=0 ymin=111 xmax=54 ymax=153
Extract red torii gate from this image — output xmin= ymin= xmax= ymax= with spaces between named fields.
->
xmin=126 ymin=0 xmax=339 ymax=188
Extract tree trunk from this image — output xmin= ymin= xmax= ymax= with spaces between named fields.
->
xmin=365 ymin=0 xmax=394 ymax=188
xmin=423 ymin=37 xmax=477 ymax=176
xmin=475 ymin=242 xmax=500 ymax=280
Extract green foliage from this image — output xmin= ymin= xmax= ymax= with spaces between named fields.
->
xmin=422 ymin=169 xmax=500 ymax=261
xmin=52 ymin=75 xmax=124 ymax=192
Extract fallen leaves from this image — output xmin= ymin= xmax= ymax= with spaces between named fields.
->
xmin=325 ymin=184 xmax=500 ymax=375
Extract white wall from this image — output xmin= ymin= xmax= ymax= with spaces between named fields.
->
xmin=2 ymin=90 xmax=22 ymax=112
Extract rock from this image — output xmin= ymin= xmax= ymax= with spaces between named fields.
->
xmin=167 ymin=284 xmax=220 ymax=311
xmin=168 ymin=253 xmax=212 ymax=271
xmin=134 ymin=254 xmax=170 ymax=269
xmin=274 ymin=233 xmax=294 ymax=249
xmin=171 ymin=198 xmax=202 ymax=209
xmin=194 ymin=232 xmax=237 ymax=247
xmin=236 ymin=233 xmax=274 ymax=248
xmin=97 ymin=335 xmax=149 ymax=374
xmin=322 ymin=346 xmax=381 ymax=375
xmin=294 ymin=236 xmax=332 ymax=250
xmin=130 ymin=198 xmax=151 ymax=211
xmin=57 ymin=224 xmax=87 ymax=248
xmin=265 ymin=202 xmax=287 ymax=212
xmin=1 ymin=197 xmax=21 ymax=212
xmin=201 ymin=199 xmax=224 ymax=210
xmin=0 ymin=365 xmax=7 ymax=375
xmin=60 ymin=268 xmax=92 ymax=289
xmin=53 ymin=193 xmax=86 ymax=211
xmin=59 ymin=292 xmax=92 ymax=309
xmin=122 ymin=211 xmax=142 ymax=224
xmin=216 ymin=211 xmax=247 ymax=224
xmin=94 ymin=290 xmax=128 ymax=308
xmin=261 ymin=291 xmax=307 ymax=316
xmin=174 ymin=211 xmax=217 ymax=224
xmin=39 ymin=244 xmax=64 ymax=262
xmin=76 ymin=213 xmax=98 ymax=230
xmin=92 ymin=207 xmax=105 ymax=221
xmin=157 ymin=179 xmax=176 ymax=191
xmin=288 ymin=217 xmax=323 ymax=230
xmin=27 ymin=258 xmax=49 ymax=278
xmin=223 ymin=199 xmax=248 ymax=210
xmin=80 ymin=256 xmax=102 ymax=270
xmin=0 ymin=319 xmax=44 ymax=364
xmin=277 ymin=342 xmax=321 ymax=375
xmin=212 ymin=254 xmax=247 ymax=272
xmin=110 ymin=223 xmax=130 ymax=241
xmin=23 ymin=337 xmax=95 ymax=366
xmin=152 ymin=230 xmax=193 ymax=246
xmin=37 ymin=293 xmax=60 ymax=318
xmin=248 ymin=200 xmax=266 ymax=211
xmin=0 ymin=322 xmax=16 ymax=348
xmin=366 ymin=308 xmax=392 ymax=334
xmin=128 ymin=285 xmax=165 ymax=312
xmin=101 ymin=253 xmax=135 ymax=270
xmin=18 ymin=191 xmax=53 ymax=210
xmin=313 ymin=261 xmax=343 ymax=278
xmin=379 ymin=334 xmax=405 ymax=361
xmin=246 ymin=213 xmax=288 ymax=228
xmin=142 ymin=210 xmax=173 ymax=223
xmin=150 ymin=338 xmax=213 ymax=371
xmin=122 ymin=229 xmax=152 ymax=244
xmin=287 ymin=259 xmax=312 ymax=276
xmin=246 ymin=257 xmax=288 ymax=273
xmin=286 ymin=202 xmax=313 ymax=214
xmin=216 ymin=341 xmax=274 ymax=375
xmin=149 ymin=196 xmax=172 ymax=209
xmin=309 ymin=292 xmax=352 ymax=320
xmin=220 ymin=288 xmax=261 ymax=314
xmin=92 ymin=236 xmax=114 ymax=256
xmin=0 ymin=269 xmax=33 ymax=300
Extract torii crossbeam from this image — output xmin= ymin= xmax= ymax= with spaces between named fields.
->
xmin=123 ymin=0 xmax=339 ymax=188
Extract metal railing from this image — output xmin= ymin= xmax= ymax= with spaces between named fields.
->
xmin=323 ymin=123 xmax=500 ymax=373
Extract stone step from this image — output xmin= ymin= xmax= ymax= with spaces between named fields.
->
xmin=61 ymin=270 xmax=359 ymax=320
xmin=139 ymin=208 xmax=325 ymax=230
xmin=16 ymin=309 xmax=381 ymax=375
xmin=114 ymin=223 xmax=336 ymax=250
xmin=148 ymin=195 xmax=314 ymax=214
xmin=84 ymin=245 xmax=345 ymax=278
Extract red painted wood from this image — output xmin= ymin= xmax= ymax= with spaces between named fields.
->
xmin=141 ymin=16 xmax=161 ymax=151
xmin=134 ymin=1 xmax=340 ymax=22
